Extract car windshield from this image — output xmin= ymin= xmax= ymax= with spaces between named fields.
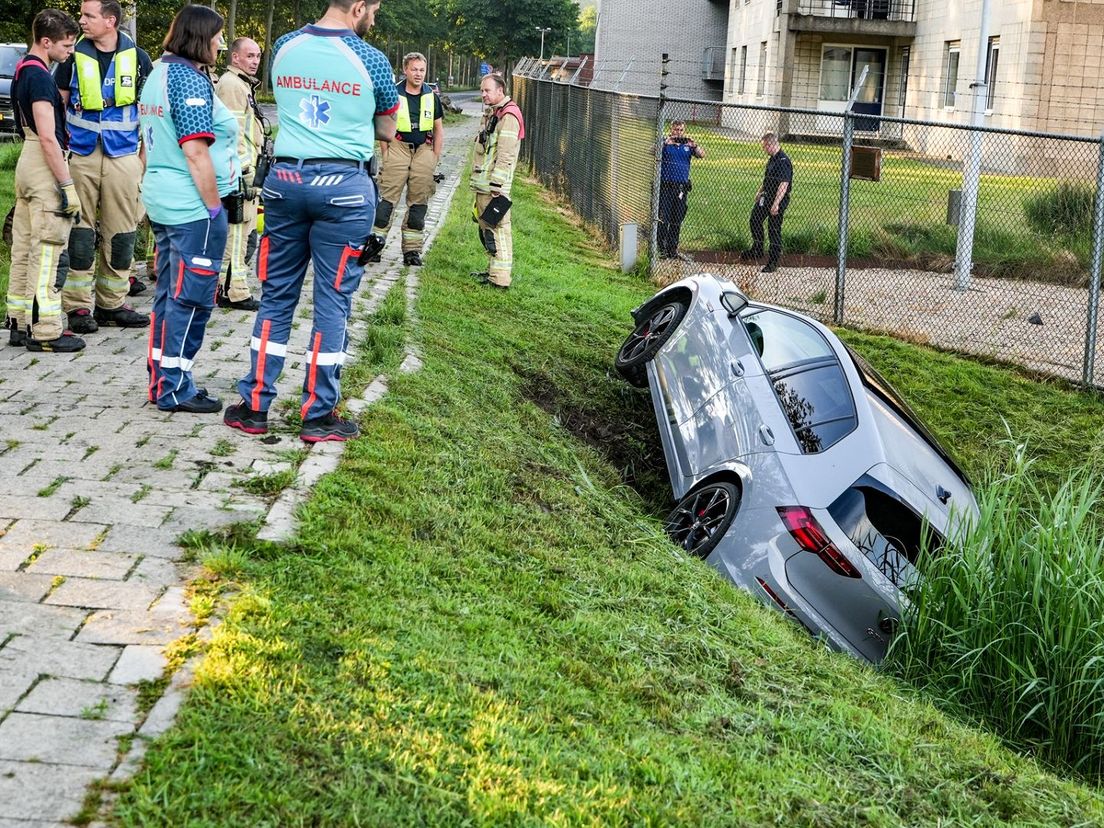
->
xmin=0 ymin=46 xmax=22 ymax=78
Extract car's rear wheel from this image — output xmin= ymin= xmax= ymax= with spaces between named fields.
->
xmin=664 ymin=481 xmax=740 ymax=560
xmin=614 ymin=300 xmax=687 ymax=387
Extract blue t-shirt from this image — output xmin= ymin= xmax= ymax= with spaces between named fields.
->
xmin=139 ymin=55 xmax=240 ymax=225
xmin=661 ymin=141 xmax=695 ymax=184
xmin=270 ymin=25 xmax=399 ymax=161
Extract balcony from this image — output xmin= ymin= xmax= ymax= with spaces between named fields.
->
xmin=787 ymin=0 xmax=917 ymax=37
xmin=702 ymin=46 xmax=726 ymax=82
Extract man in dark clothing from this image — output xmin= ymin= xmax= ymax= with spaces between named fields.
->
xmin=745 ymin=131 xmax=792 ymax=273
xmin=657 ymin=120 xmax=704 ymax=259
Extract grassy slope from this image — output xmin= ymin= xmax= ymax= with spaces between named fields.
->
xmin=110 ymin=176 xmax=1104 ymax=826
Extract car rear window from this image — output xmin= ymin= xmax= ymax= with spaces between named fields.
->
xmin=0 ymin=47 xmax=22 ymax=78
xmin=773 ymin=362 xmax=857 ymax=453
xmin=829 ymin=476 xmax=946 ymax=587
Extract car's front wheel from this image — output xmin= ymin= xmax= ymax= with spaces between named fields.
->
xmin=614 ymin=300 xmax=687 ymax=387
xmin=663 ymin=481 xmax=740 ymax=560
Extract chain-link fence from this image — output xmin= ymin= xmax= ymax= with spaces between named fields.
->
xmin=512 ymin=62 xmax=1104 ymax=390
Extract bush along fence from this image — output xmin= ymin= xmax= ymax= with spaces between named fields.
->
xmin=512 ymin=61 xmax=1104 ymax=391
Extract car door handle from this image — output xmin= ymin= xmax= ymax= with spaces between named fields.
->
xmin=731 ymin=359 xmax=744 ymax=378
xmin=759 ymin=425 xmax=775 ymax=446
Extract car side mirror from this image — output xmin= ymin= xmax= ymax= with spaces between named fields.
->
xmin=720 ymin=291 xmax=748 ymax=317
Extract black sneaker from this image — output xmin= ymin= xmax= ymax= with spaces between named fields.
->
xmin=95 ymin=304 xmax=149 ymax=328
xmin=163 ymin=390 xmax=222 ymax=414
xmin=128 ymin=276 xmax=147 ymax=296
xmin=25 ymin=333 xmax=86 ymax=353
xmin=761 ymin=263 xmax=778 ymax=273
xmin=478 ymin=274 xmax=509 ymax=290
xmin=224 ymin=400 xmax=269 ymax=434
xmin=403 ymin=251 xmax=423 ymax=267
xmin=300 ymin=412 xmax=359 ymax=443
xmin=470 ymin=270 xmax=490 ymax=280
xmin=217 ymin=295 xmax=261 ymax=312
xmin=68 ymin=308 xmax=99 ymax=334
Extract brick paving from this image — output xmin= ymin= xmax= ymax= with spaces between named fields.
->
xmin=0 ymin=108 xmax=479 ymax=824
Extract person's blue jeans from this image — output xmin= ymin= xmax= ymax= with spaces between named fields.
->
xmin=238 ymin=161 xmax=376 ymax=420
xmin=147 ymin=214 xmax=228 ymax=409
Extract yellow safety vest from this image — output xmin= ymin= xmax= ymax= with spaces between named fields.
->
xmin=74 ymin=44 xmax=137 ymax=110
xmin=396 ymin=91 xmax=435 ymax=133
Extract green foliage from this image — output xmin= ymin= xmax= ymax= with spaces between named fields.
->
xmin=888 ymin=445 xmax=1104 ymax=779
xmin=1024 ymin=181 xmax=1096 ymax=236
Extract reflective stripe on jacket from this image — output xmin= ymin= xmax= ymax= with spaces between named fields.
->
xmin=67 ymin=33 xmax=140 ymax=157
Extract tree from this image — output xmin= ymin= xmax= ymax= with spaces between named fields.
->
xmin=440 ymin=0 xmax=579 ymax=70
xmin=574 ymin=4 xmax=596 ymax=54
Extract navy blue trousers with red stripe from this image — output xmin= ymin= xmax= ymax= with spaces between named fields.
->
xmin=147 ymin=215 xmax=228 ymax=410
xmin=238 ymin=161 xmax=375 ymax=420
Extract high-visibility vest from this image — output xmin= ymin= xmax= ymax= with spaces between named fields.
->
xmin=396 ymin=89 xmax=435 ymax=134
xmin=67 ymin=33 xmax=141 ymax=157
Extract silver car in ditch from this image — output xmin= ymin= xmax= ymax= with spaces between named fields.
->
xmin=615 ymin=273 xmax=977 ymax=662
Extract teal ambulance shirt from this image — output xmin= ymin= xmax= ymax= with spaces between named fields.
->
xmin=270 ymin=25 xmax=399 ymax=161
xmin=140 ymin=55 xmax=240 ymax=225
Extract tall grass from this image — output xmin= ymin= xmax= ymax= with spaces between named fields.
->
xmin=888 ymin=444 xmax=1104 ymax=778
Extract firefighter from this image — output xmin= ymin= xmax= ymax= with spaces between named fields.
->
xmin=4 ymin=9 xmax=84 ymax=352
xmin=223 ymin=0 xmax=398 ymax=443
xmin=215 ymin=36 xmax=266 ymax=311
xmin=372 ymin=51 xmax=443 ymax=267
xmin=54 ymin=0 xmax=153 ymax=334
xmin=471 ymin=73 xmax=524 ymax=289
xmin=140 ymin=4 xmax=239 ymax=413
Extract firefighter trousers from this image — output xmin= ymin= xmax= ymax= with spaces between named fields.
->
xmin=475 ymin=190 xmax=513 ymax=287
xmin=220 ymin=196 xmax=259 ymax=302
xmin=6 ymin=132 xmax=73 ymax=342
xmin=238 ymin=161 xmax=375 ymax=420
xmin=375 ymin=142 xmax=436 ymax=253
xmin=147 ymin=215 xmax=228 ymax=410
xmin=63 ymin=146 xmax=143 ymax=313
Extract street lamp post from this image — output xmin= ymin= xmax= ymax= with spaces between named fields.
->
xmin=536 ymin=27 xmax=551 ymax=61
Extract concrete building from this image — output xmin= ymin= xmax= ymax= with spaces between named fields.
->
xmin=723 ymin=0 xmax=1104 ymax=141
xmin=592 ymin=0 xmax=730 ymax=100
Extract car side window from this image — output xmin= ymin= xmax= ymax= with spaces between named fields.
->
xmin=740 ymin=309 xmax=856 ymax=453
xmin=740 ymin=309 xmax=834 ymax=372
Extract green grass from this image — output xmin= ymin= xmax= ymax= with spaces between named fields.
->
xmin=107 ymin=175 xmax=1104 ymax=825
xmin=889 ymin=449 xmax=1104 ymax=778
xmin=680 ymin=131 xmax=1091 ymax=284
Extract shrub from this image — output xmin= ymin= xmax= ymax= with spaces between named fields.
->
xmin=1024 ymin=182 xmax=1096 ymax=237
xmin=887 ymin=445 xmax=1104 ymax=779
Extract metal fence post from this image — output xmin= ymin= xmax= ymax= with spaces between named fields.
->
xmin=835 ymin=111 xmax=853 ymax=326
xmin=1082 ymin=134 xmax=1104 ymax=386
xmin=650 ymin=54 xmax=670 ymax=276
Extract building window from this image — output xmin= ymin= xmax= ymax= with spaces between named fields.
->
xmin=985 ymin=36 xmax=999 ymax=110
xmin=941 ymin=41 xmax=960 ymax=109
xmin=757 ymin=42 xmax=767 ymax=96
xmin=819 ymin=46 xmax=853 ymax=102
xmin=739 ymin=44 xmax=748 ymax=94
xmin=898 ymin=46 xmax=910 ymax=108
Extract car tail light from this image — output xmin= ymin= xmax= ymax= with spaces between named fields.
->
xmin=777 ymin=505 xmax=862 ymax=579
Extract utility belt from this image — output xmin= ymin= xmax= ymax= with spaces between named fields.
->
xmin=274 ymin=156 xmax=378 ymax=175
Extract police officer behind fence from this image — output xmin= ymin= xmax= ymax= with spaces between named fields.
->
xmin=215 ymin=37 xmax=266 ymax=311
xmin=55 ymin=0 xmax=153 ymax=334
xmin=140 ymin=4 xmax=239 ymax=413
xmin=744 ymin=131 xmax=792 ymax=273
xmin=372 ymin=51 xmax=443 ymax=268
xmin=224 ymin=0 xmax=398 ymax=443
xmin=5 ymin=9 xmax=83 ymax=353
xmin=657 ymin=120 xmax=704 ymax=260
xmin=471 ymin=73 xmax=524 ymax=289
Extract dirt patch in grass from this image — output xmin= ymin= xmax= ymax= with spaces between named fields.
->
xmin=516 ymin=367 xmax=671 ymax=512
